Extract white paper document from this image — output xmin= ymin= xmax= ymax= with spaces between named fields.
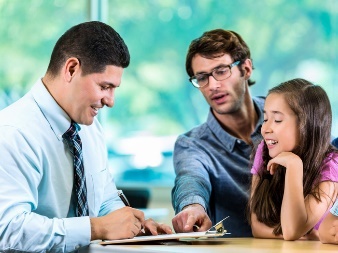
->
xmin=99 ymin=231 xmax=225 ymax=245
xmin=98 ymin=216 xmax=230 ymax=245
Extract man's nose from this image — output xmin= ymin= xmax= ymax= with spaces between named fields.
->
xmin=102 ymin=91 xmax=115 ymax=108
xmin=208 ymin=75 xmax=220 ymax=90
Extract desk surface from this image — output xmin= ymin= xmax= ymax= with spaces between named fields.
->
xmin=86 ymin=237 xmax=337 ymax=253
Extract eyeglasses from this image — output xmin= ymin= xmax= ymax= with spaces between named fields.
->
xmin=189 ymin=60 xmax=241 ymax=88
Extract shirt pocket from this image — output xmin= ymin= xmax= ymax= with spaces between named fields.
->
xmin=88 ymin=168 xmax=106 ymax=216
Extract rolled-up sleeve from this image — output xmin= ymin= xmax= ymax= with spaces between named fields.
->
xmin=171 ymin=135 xmax=211 ymax=213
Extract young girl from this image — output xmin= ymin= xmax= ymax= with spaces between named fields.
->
xmin=248 ymin=78 xmax=338 ymax=240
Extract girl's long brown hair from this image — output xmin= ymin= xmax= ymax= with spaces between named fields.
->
xmin=248 ymin=78 xmax=336 ymax=235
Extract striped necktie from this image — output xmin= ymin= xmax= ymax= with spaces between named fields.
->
xmin=63 ymin=121 xmax=89 ymax=217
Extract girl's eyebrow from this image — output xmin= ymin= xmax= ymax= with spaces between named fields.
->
xmin=263 ymin=110 xmax=284 ymax=115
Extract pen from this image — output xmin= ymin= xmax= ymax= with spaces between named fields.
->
xmin=117 ymin=190 xmax=130 ymax=206
xmin=117 ymin=190 xmax=145 ymax=233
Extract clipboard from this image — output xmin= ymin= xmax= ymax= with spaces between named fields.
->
xmin=99 ymin=216 xmax=229 ymax=245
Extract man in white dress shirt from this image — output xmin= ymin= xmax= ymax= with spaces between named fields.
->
xmin=0 ymin=21 xmax=171 ymax=252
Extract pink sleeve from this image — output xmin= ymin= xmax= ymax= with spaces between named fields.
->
xmin=320 ymin=152 xmax=338 ymax=182
xmin=251 ymin=140 xmax=265 ymax=175
xmin=314 ymin=152 xmax=338 ymax=230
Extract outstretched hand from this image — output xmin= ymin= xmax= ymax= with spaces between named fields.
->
xmin=172 ymin=204 xmax=212 ymax=233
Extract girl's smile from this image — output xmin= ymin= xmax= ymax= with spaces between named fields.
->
xmin=262 ymin=93 xmax=299 ymax=158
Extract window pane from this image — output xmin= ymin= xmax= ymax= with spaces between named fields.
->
xmin=1 ymin=0 xmax=337 ymax=189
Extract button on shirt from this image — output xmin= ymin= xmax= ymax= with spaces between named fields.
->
xmin=172 ymin=97 xmax=265 ymax=237
xmin=0 ymin=79 xmax=124 ymax=252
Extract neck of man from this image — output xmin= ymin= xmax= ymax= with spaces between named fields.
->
xmin=42 ymin=74 xmax=68 ymax=115
xmin=213 ymin=93 xmax=258 ymax=146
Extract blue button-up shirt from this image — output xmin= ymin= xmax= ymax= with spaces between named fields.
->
xmin=172 ymin=97 xmax=265 ymax=237
xmin=0 ymin=80 xmax=124 ymax=252
xmin=332 ymin=137 xmax=338 ymax=149
xmin=331 ymin=200 xmax=338 ymax=216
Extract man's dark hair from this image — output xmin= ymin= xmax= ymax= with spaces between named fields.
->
xmin=186 ymin=29 xmax=255 ymax=86
xmin=46 ymin=21 xmax=130 ymax=76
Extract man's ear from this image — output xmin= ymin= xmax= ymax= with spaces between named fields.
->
xmin=242 ymin=58 xmax=253 ymax=80
xmin=63 ymin=58 xmax=81 ymax=82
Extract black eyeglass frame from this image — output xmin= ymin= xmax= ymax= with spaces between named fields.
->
xmin=189 ymin=60 xmax=241 ymax=88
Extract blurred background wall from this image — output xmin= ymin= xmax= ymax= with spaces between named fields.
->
xmin=1 ymin=0 xmax=337 ymax=225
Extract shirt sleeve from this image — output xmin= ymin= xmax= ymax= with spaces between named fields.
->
xmin=330 ymin=200 xmax=338 ymax=216
xmin=320 ymin=153 xmax=338 ymax=217
xmin=250 ymin=140 xmax=265 ymax=175
xmin=0 ymin=126 xmax=90 ymax=252
xmin=319 ymin=153 xmax=338 ymax=182
xmin=313 ymin=153 xmax=338 ymax=230
xmin=97 ymin=166 xmax=124 ymax=216
xmin=171 ymin=135 xmax=211 ymax=214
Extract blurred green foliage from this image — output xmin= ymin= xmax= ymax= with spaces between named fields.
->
xmin=0 ymin=0 xmax=337 ymax=138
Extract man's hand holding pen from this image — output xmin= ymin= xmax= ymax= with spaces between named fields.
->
xmin=117 ymin=190 xmax=145 ymax=233
xmin=90 ymin=205 xmax=172 ymax=241
xmin=90 ymin=206 xmax=145 ymax=240
xmin=117 ymin=190 xmax=173 ymax=237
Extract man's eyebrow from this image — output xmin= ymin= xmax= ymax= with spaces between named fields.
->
xmin=99 ymin=81 xmax=119 ymax=88
xmin=195 ymin=64 xmax=229 ymax=75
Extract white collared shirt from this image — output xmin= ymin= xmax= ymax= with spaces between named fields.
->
xmin=0 ymin=79 xmax=123 ymax=252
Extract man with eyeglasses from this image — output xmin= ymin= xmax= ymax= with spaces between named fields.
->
xmin=171 ymin=29 xmax=265 ymax=237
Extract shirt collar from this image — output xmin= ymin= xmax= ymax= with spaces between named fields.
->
xmin=206 ymin=97 xmax=264 ymax=152
xmin=31 ymin=79 xmax=71 ymax=141
xmin=252 ymin=96 xmax=265 ymax=143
